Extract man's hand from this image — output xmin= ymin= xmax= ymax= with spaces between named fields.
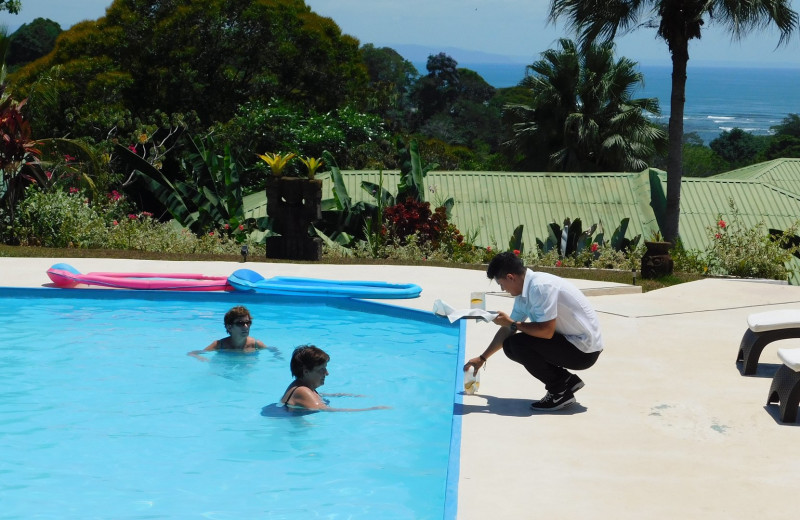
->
xmin=463 ymin=356 xmax=485 ymax=375
xmin=492 ymin=310 xmax=514 ymax=328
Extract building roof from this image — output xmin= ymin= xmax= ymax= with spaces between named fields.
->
xmin=711 ymin=158 xmax=800 ymax=195
xmin=317 ymin=169 xmax=660 ymax=252
xmin=244 ymin=160 xmax=800 ymax=255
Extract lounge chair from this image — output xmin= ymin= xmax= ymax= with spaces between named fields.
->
xmin=737 ymin=310 xmax=800 ymax=376
xmin=766 ymin=347 xmax=800 ymax=423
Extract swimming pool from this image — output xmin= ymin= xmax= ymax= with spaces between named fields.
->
xmin=0 ymin=288 xmax=465 ymax=519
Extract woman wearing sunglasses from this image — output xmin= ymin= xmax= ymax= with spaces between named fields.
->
xmin=188 ymin=305 xmax=278 ymax=361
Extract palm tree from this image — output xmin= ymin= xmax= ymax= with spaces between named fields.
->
xmin=504 ymin=38 xmax=665 ymax=172
xmin=549 ymin=0 xmax=799 ymax=243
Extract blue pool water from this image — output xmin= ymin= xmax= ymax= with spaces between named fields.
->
xmin=0 ymin=288 xmax=464 ymax=519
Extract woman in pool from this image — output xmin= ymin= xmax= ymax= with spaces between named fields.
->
xmin=188 ymin=305 xmax=279 ymax=362
xmin=280 ymin=345 xmax=389 ymax=412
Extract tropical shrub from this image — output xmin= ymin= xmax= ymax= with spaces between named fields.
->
xmin=382 ymin=197 xmax=447 ymax=246
xmin=704 ymin=200 xmax=798 ymax=279
xmin=14 ymin=188 xmax=108 ymax=247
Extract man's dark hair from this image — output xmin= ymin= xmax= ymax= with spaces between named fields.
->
xmin=486 ymin=251 xmax=526 ymax=279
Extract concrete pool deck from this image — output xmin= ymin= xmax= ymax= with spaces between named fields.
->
xmin=2 ymin=257 xmax=800 ymax=519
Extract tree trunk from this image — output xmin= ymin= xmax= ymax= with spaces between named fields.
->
xmin=664 ymin=37 xmax=689 ymax=245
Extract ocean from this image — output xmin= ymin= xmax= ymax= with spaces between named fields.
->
xmin=426 ymin=61 xmax=800 ymax=144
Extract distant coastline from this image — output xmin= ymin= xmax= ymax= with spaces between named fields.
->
xmin=410 ymin=59 xmax=800 ymax=144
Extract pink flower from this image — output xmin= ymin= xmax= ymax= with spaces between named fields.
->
xmin=513 ymin=249 xmax=520 ymax=256
xmin=486 ymin=246 xmax=492 ymax=252
xmin=128 ymin=214 xmax=137 ymax=220
xmin=107 ymin=190 xmax=121 ymax=201
xmin=141 ymin=211 xmax=153 ymax=218
xmin=590 ymin=243 xmax=599 ymax=253
xmin=238 ymin=225 xmax=244 ymax=231
xmin=224 ymin=223 xmax=230 ymax=230
xmin=209 ymin=231 xmax=214 ymax=236
xmin=112 ymin=220 xmax=118 ymax=226
xmin=69 ymin=187 xmax=79 ymax=194
xmin=718 ymin=219 xmax=726 ymax=229
xmin=128 ymin=145 xmax=137 ymax=153
xmin=715 ymin=233 xmax=722 ymax=239
xmin=63 ymin=154 xmax=76 ymax=162
xmin=556 ymin=260 xmax=562 ymax=267
xmin=45 ymin=171 xmax=53 ymax=179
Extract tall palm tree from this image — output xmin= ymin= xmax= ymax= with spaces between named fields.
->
xmin=504 ymin=38 xmax=665 ymax=172
xmin=549 ymin=0 xmax=798 ymax=243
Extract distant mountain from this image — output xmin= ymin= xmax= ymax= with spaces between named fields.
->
xmin=382 ymin=43 xmax=530 ymax=65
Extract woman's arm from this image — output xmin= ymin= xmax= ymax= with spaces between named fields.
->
xmin=187 ymin=340 xmax=220 ymax=362
xmin=289 ymin=387 xmax=388 ymax=412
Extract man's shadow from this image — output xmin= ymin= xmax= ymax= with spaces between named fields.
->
xmin=454 ymin=393 xmax=587 ymax=417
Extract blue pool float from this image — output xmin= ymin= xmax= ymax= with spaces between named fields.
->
xmin=228 ymin=269 xmax=422 ymax=299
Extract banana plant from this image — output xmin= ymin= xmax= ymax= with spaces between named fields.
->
xmin=396 ymin=139 xmax=438 ymax=203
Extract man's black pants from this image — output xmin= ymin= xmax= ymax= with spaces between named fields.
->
xmin=502 ymin=332 xmax=601 ymax=392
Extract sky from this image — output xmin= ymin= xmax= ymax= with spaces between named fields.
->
xmin=4 ymin=0 xmax=799 ymax=68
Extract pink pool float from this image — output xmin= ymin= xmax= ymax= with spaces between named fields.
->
xmin=46 ymin=263 xmax=232 ymax=291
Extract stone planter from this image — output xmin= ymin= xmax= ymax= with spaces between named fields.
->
xmin=265 ymin=177 xmax=323 ymax=261
xmin=641 ymin=241 xmax=674 ymax=279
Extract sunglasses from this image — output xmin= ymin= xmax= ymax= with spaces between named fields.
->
xmin=232 ymin=320 xmax=252 ymax=327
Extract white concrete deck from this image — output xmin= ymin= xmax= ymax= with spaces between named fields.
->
xmin=2 ymin=257 xmax=800 ymax=519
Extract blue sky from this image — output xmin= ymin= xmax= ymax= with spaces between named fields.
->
xmin=5 ymin=0 xmax=799 ymax=68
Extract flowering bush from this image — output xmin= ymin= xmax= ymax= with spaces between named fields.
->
xmin=704 ymin=200 xmax=798 ymax=279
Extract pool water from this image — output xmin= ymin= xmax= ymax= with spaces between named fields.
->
xmin=0 ymin=288 xmax=464 ymax=519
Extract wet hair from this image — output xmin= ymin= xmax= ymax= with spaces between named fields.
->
xmin=486 ymin=251 xmax=526 ymax=280
xmin=290 ymin=345 xmax=330 ymax=378
xmin=224 ymin=306 xmax=252 ymax=330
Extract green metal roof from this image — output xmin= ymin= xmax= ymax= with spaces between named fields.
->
xmin=711 ymin=158 xmax=800 ymax=195
xmin=318 ymin=170 xmax=659 ymax=251
xmin=244 ymin=159 xmax=800 ymax=255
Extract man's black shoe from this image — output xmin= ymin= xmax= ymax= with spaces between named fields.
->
xmin=530 ymin=390 xmax=576 ymax=411
xmin=565 ymin=373 xmax=585 ymax=393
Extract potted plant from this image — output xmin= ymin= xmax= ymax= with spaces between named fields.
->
xmin=641 ymin=230 xmax=673 ymax=278
xmin=299 ymin=156 xmax=324 ymax=180
xmin=257 ymin=151 xmax=323 ymax=261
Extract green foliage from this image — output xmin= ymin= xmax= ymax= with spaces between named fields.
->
xmin=760 ymin=114 xmax=800 ymax=160
xmin=705 ymin=199 xmax=798 ymax=279
xmin=509 ymin=225 xmax=524 ymax=254
xmin=679 ymin=143 xmax=730 ymax=177
xmin=709 ymin=128 xmax=766 ymax=168
xmin=218 ymin=101 xmax=389 ymax=171
xmin=536 ymin=217 xmax=597 ymax=258
xmin=0 ymin=1 xmax=20 ymax=14
xmin=14 ymin=188 xmax=109 ymax=248
xmin=13 ymin=187 xmax=264 ymax=254
xmin=10 ymin=0 xmax=368 ymax=136
xmin=607 ymin=218 xmax=641 ymax=253
xmin=7 ymin=17 xmax=62 ymax=68
xmin=396 ymin=139 xmax=437 ymax=202
xmin=359 ymin=44 xmax=418 ymax=120
xmin=504 ymin=38 xmax=665 ymax=172
xmin=115 ymin=134 xmax=252 ymax=234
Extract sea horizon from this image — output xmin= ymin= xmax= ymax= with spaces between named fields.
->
xmin=415 ymin=61 xmax=800 ymax=144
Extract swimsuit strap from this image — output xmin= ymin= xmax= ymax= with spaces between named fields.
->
xmin=283 ymin=385 xmax=301 ymax=405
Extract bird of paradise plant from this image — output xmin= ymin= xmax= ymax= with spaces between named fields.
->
xmin=299 ymin=156 xmax=324 ymax=180
xmin=257 ymin=152 xmax=296 ymax=177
